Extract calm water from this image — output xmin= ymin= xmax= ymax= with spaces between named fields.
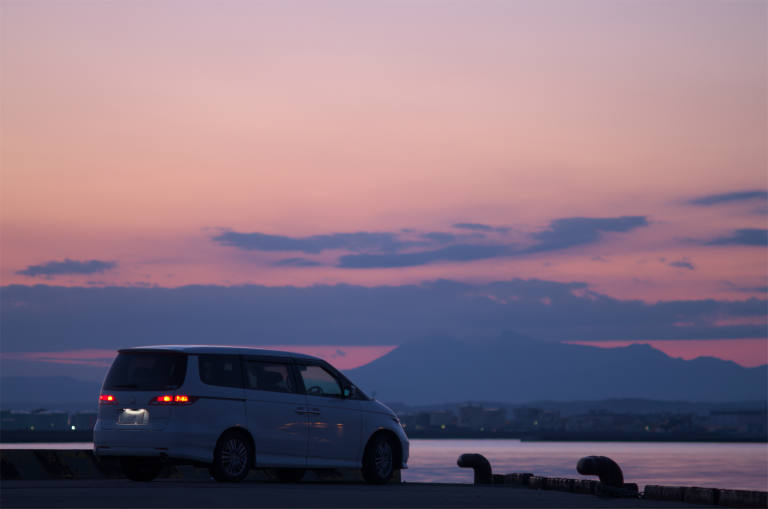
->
xmin=402 ymin=439 xmax=768 ymax=491
xmin=3 ymin=440 xmax=767 ymax=491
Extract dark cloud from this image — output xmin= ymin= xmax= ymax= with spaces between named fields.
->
xmin=339 ymin=244 xmax=511 ymax=268
xmin=421 ymin=232 xmax=458 ymax=243
xmin=688 ymin=190 xmax=768 ymax=206
xmin=338 ymin=216 xmax=648 ymax=268
xmin=722 ymin=281 xmax=768 ymax=294
xmin=453 ymin=223 xmax=508 ymax=233
xmin=215 ymin=216 xmax=648 ymax=269
xmin=703 ymin=228 xmax=767 ymax=247
xmin=735 ymin=286 xmax=768 ymax=293
xmin=2 ymin=280 xmax=764 ymax=357
xmin=273 ymin=257 xmax=323 ymax=267
xmin=16 ymin=259 xmax=117 ymax=277
xmin=213 ymin=231 xmax=411 ymax=254
xmin=669 ymin=259 xmax=695 ymax=270
xmin=523 ymin=216 xmax=648 ymax=254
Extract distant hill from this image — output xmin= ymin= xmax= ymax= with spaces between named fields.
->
xmin=344 ymin=333 xmax=768 ymax=405
xmin=3 ymin=335 xmax=765 ymax=410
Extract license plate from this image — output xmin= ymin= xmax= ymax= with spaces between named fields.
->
xmin=118 ymin=409 xmax=149 ymax=425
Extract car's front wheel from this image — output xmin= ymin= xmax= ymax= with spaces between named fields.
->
xmin=362 ymin=434 xmax=397 ymax=484
xmin=211 ymin=430 xmax=253 ymax=482
xmin=120 ymin=457 xmax=163 ymax=482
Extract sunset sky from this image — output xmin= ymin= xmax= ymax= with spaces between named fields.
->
xmin=1 ymin=1 xmax=766 ymax=374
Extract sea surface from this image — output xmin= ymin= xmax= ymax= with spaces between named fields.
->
xmin=402 ymin=439 xmax=768 ymax=491
xmin=3 ymin=439 xmax=767 ymax=491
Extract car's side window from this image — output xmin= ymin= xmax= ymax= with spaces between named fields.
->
xmin=297 ymin=364 xmax=342 ymax=398
xmin=244 ymin=361 xmax=297 ymax=393
xmin=198 ymin=355 xmax=243 ymax=388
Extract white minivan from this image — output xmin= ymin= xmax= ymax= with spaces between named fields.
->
xmin=93 ymin=346 xmax=409 ymax=483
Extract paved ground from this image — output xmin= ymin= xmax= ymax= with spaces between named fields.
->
xmin=1 ymin=480 xmax=715 ymax=508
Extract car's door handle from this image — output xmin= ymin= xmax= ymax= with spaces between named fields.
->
xmin=306 ymin=408 xmax=321 ymax=415
xmin=295 ymin=407 xmax=309 ymax=415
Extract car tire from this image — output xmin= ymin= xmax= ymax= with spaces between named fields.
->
xmin=120 ymin=457 xmax=163 ymax=482
xmin=267 ymin=468 xmax=306 ymax=483
xmin=210 ymin=430 xmax=253 ymax=482
xmin=362 ymin=434 xmax=397 ymax=484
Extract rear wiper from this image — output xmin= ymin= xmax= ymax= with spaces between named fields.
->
xmin=111 ymin=384 xmax=139 ymax=388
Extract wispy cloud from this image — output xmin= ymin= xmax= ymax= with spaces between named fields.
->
xmin=214 ymin=216 xmax=648 ymax=269
xmin=688 ymin=190 xmax=767 ymax=206
xmin=522 ymin=216 xmax=648 ymax=254
xmin=703 ymin=228 xmax=767 ymax=247
xmin=212 ymin=231 xmax=411 ymax=254
xmin=339 ymin=244 xmax=511 ymax=268
xmin=339 ymin=216 xmax=648 ymax=268
xmin=274 ymin=257 xmax=322 ymax=267
xmin=669 ymin=258 xmax=695 ymax=270
xmin=16 ymin=259 xmax=117 ymax=277
xmin=453 ymin=222 xmax=509 ymax=233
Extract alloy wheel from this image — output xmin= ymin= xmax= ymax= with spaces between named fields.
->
xmin=219 ymin=438 xmax=249 ymax=477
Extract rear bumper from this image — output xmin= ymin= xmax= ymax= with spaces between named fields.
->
xmin=93 ymin=422 xmax=215 ymax=464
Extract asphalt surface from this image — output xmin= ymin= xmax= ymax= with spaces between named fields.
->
xmin=1 ymin=480 xmax=715 ymax=508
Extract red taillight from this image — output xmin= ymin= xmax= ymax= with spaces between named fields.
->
xmin=150 ymin=394 xmax=195 ymax=405
xmin=99 ymin=394 xmax=116 ymax=404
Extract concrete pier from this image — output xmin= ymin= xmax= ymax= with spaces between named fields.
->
xmin=2 ymin=449 xmax=765 ymax=508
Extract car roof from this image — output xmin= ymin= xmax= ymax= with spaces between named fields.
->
xmin=119 ymin=345 xmax=320 ymax=361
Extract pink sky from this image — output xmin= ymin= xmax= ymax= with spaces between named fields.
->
xmin=1 ymin=1 xmax=766 ymax=365
xmin=3 ymin=341 xmax=764 ymax=369
xmin=0 ymin=346 xmax=397 ymax=370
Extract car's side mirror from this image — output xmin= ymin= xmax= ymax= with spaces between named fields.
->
xmin=342 ymin=386 xmax=354 ymax=399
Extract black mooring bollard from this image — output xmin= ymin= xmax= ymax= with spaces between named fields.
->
xmin=457 ymin=453 xmax=493 ymax=484
xmin=576 ymin=455 xmax=624 ymax=487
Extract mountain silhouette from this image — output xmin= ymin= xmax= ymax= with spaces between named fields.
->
xmin=344 ymin=333 xmax=767 ymax=405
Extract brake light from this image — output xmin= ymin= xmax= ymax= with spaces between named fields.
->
xmin=150 ymin=394 xmax=196 ymax=405
xmin=99 ymin=394 xmax=116 ymax=404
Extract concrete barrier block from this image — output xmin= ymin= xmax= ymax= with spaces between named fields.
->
xmin=718 ymin=489 xmax=768 ymax=508
xmin=56 ymin=450 xmax=102 ymax=479
xmin=503 ymin=472 xmax=533 ymax=485
xmin=93 ymin=455 xmax=124 ymax=478
xmin=0 ymin=451 xmax=49 ymax=480
xmin=644 ymin=484 xmax=686 ymax=501
xmin=550 ymin=478 xmax=574 ymax=492
xmin=1 ymin=455 xmax=21 ymax=480
xmin=595 ymin=482 xmax=639 ymax=498
xmin=572 ymin=479 xmax=597 ymax=494
xmin=34 ymin=450 xmax=74 ymax=479
xmin=684 ymin=486 xmax=719 ymax=506
xmin=528 ymin=476 xmax=549 ymax=489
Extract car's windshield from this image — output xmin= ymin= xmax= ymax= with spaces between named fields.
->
xmin=103 ymin=351 xmax=187 ymax=390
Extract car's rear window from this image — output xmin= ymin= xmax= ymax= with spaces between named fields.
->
xmin=103 ymin=351 xmax=188 ymax=390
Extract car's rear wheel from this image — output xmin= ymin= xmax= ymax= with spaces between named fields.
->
xmin=120 ymin=457 xmax=163 ymax=482
xmin=362 ymin=434 xmax=397 ymax=484
xmin=267 ymin=468 xmax=306 ymax=483
xmin=211 ymin=430 xmax=253 ymax=482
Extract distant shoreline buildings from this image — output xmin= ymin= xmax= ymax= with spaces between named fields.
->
xmin=398 ymin=404 xmax=767 ymax=439
xmin=1 ymin=404 xmax=764 ymax=442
